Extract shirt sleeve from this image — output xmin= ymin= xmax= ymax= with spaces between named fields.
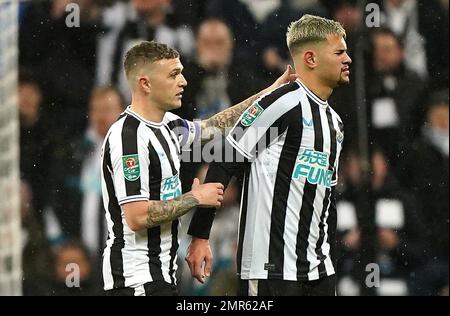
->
xmin=165 ymin=112 xmax=200 ymax=147
xmin=188 ymin=142 xmax=247 ymax=239
xmin=107 ymin=118 xmax=150 ymax=205
xmin=226 ymin=82 xmax=301 ymax=160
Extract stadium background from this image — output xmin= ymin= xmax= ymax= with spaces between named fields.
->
xmin=0 ymin=0 xmax=448 ymax=296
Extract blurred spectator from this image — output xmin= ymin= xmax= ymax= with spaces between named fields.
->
xmin=328 ymin=0 xmax=367 ymax=150
xmin=51 ymin=86 xmax=124 ymax=278
xmin=181 ymin=19 xmax=263 ymax=119
xmin=171 ymin=0 xmax=208 ymax=30
xmin=366 ymin=28 xmax=427 ymax=168
xmin=336 ymin=149 xmax=425 ymax=296
xmin=96 ymin=0 xmax=195 ymax=101
xmin=21 ymin=181 xmax=53 ymax=296
xmin=399 ymin=90 xmax=449 ymax=295
xmin=50 ymin=241 xmax=98 ymax=295
xmin=19 ymin=69 xmax=54 ymax=224
xmin=259 ymin=0 xmax=329 ymax=82
xmin=375 ymin=0 xmax=449 ymax=87
xmin=205 ymin=0 xmax=260 ymax=64
xmin=19 ymin=0 xmax=103 ymax=140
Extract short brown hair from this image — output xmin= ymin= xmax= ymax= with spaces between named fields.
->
xmin=123 ymin=41 xmax=180 ymax=80
xmin=286 ymin=15 xmax=346 ymax=54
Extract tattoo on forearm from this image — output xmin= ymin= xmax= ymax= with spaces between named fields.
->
xmin=146 ymin=193 xmax=199 ymax=228
xmin=200 ymin=92 xmax=263 ymax=143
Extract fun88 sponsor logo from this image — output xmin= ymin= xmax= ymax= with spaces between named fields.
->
xmin=293 ymin=148 xmax=332 ymax=188
xmin=161 ymin=175 xmax=182 ymax=201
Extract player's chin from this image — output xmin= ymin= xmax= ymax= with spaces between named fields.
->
xmin=169 ymin=101 xmax=182 ymax=110
xmin=338 ymin=75 xmax=350 ymax=85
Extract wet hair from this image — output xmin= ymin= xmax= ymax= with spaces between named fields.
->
xmin=286 ymin=14 xmax=346 ymax=55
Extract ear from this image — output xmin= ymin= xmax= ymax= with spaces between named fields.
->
xmin=138 ymin=75 xmax=151 ymax=93
xmin=303 ymin=50 xmax=317 ymax=69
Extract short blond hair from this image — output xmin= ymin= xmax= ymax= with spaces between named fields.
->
xmin=286 ymin=15 xmax=346 ymax=54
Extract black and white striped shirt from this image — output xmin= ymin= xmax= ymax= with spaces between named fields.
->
xmin=101 ymin=106 xmax=199 ymax=290
xmin=227 ymin=80 xmax=344 ymax=281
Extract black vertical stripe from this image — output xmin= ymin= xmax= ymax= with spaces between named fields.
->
xmin=163 ymin=125 xmax=181 ymax=156
xmin=296 ymin=97 xmax=323 ymax=278
xmin=167 ymin=118 xmax=185 ymax=131
xmin=267 ymin=105 xmax=303 ymax=278
xmin=121 ymin=116 xmax=141 ymax=196
xmin=315 ymin=108 xmax=338 ymax=276
xmin=103 ymin=139 xmax=126 ymax=289
xmin=147 ymin=226 xmax=164 ymax=282
xmin=168 ymin=219 xmax=179 ymax=284
xmin=315 ymin=189 xmax=331 ymax=276
xmin=151 ymin=127 xmax=177 ymax=176
xmin=147 ymin=137 xmax=164 ymax=281
xmin=237 ymin=168 xmax=250 ymax=276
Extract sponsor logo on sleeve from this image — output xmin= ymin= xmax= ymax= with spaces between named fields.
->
xmin=122 ymin=154 xmax=140 ymax=181
xmin=241 ymin=102 xmax=264 ymax=127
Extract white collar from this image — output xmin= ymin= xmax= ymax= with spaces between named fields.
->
xmin=125 ymin=106 xmax=165 ymax=127
xmin=296 ymin=79 xmax=329 ymax=108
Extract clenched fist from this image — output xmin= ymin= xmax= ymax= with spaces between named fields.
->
xmin=190 ymin=178 xmax=224 ymax=208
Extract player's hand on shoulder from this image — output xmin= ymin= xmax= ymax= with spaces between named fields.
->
xmin=272 ymin=64 xmax=299 ymax=89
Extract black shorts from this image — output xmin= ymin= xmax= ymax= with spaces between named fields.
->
xmin=105 ymin=280 xmax=178 ymax=296
xmin=238 ymin=275 xmax=336 ymax=296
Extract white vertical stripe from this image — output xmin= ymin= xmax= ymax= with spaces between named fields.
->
xmin=101 ymin=158 xmax=114 ymax=290
xmin=165 ymin=125 xmax=181 ymax=156
xmin=109 ymin=118 xmax=126 ymax=200
xmin=240 ymin=167 xmax=257 ymax=279
xmin=283 ymin=175 xmax=306 ymax=280
xmin=244 ymin=161 xmax=271 ymax=279
xmin=321 ymin=110 xmax=337 ymax=275
xmin=159 ymin=222 xmax=175 ymax=284
xmin=161 ymin=126 xmax=181 ymax=172
xmin=248 ymin=280 xmax=259 ymax=296
xmin=137 ymin=123 xmax=151 ymax=198
xmin=134 ymin=285 xmax=146 ymax=296
xmin=122 ymin=218 xmax=139 ymax=288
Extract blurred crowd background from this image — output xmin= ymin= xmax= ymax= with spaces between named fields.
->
xmin=17 ymin=0 xmax=448 ymax=296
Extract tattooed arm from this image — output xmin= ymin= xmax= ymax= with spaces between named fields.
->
xmin=200 ymin=65 xmax=297 ymax=144
xmin=122 ymin=179 xmax=224 ymax=231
